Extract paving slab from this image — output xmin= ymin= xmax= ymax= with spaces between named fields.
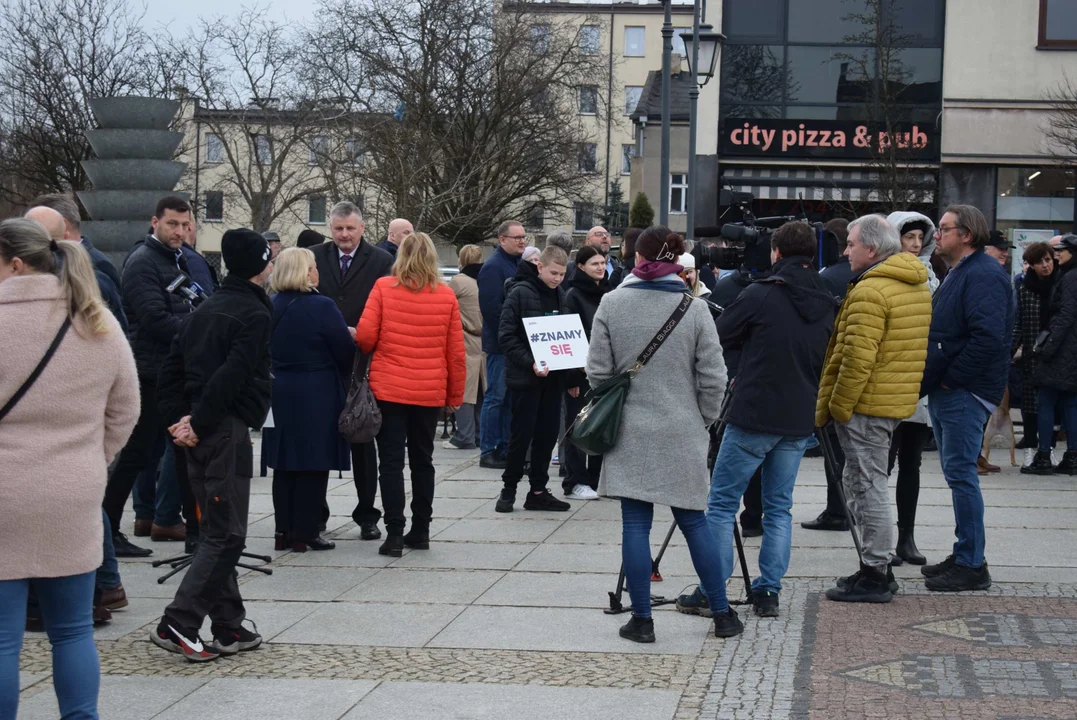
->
xmin=389 ymin=542 xmax=537 ymax=570
xmin=240 ymin=566 xmax=376 ymax=601
xmin=273 ymin=602 xmax=464 ymax=647
xmin=339 ymin=568 xmax=505 ymax=605
xmin=153 ymin=678 xmax=378 ymax=720
xmin=198 ymin=600 xmax=322 ymax=641
xmin=17 ymin=676 xmax=208 ymax=720
xmin=475 ymin=571 xmax=701 ymax=609
xmin=435 ymin=518 xmax=565 ymax=543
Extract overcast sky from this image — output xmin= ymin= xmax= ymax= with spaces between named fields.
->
xmin=142 ymin=1 xmax=314 ymax=31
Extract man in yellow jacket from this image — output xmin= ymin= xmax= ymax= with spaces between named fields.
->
xmin=816 ymin=214 xmax=932 ymax=603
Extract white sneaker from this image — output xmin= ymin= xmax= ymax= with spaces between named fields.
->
xmin=442 ymin=439 xmax=474 ymax=450
xmin=1052 ymin=449 xmax=1059 ymax=466
xmin=566 ymin=484 xmax=599 ymax=500
xmin=1025 ymin=448 xmax=1035 ymax=467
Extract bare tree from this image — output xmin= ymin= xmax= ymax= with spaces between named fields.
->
xmin=305 ymin=0 xmax=610 ymax=245
xmin=1046 ymin=74 xmax=1077 ymax=162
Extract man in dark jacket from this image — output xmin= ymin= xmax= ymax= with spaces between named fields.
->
xmin=182 ymin=220 xmax=218 ymax=296
xmin=153 ymin=228 xmax=274 ymax=663
xmin=311 ymin=201 xmax=393 ymax=540
xmin=477 ymin=220 xmax=527 ymax=468
xmin=680 ymin=222 xmax=837 ymax=620
xmin=101 ymin=196 xmax=195 ymax=557
xmin=1028 ymin=234 xmax=1077 ymax=475
xmin=920 ymin=204 xmax=1014 ymax=593
xmin=495 ymin=247 xmax=572 ymax=514
xmin=376 ymin=218 xmax=413 ymax=258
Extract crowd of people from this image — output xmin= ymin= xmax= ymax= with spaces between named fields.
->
xmin=2 ymin=186 xmax=1075 ymax=715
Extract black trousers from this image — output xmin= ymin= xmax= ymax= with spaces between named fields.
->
xmin=102 ymin=374 xmax=166 ymax=534
xmin=375 ymin=401 xmax=439 ymax=536
xmin=887 ymin=421 xmax=933 ymax=529
xmin=504 ymin=382 xmax=561 ymax=492
xmin=165 ymin=417 xmax=251 ymax=631
xmin=821 ymin=425 xmax=847 ymax=517
xmin=562 ymin=387 xmax=602 ymax=494
xmin=273 ymin=470 xmax=330 ymax=541
xmin=350 ymin=441 xmax=380 ymax=526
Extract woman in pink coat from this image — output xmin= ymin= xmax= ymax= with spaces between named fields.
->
xmin=0 ymin=218 xmax=139 ymax=719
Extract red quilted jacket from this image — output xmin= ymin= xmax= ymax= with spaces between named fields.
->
xmin=357 ymin=276 xmax=466 ymax=407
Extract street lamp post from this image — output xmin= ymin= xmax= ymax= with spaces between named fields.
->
xmin=682 ymin=8 xmax=724 ymax=243
xmin=659 ymin=0 xmax=672 ymax=227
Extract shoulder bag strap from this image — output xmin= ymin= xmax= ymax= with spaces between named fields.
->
xmin=271 ymin=295 xmax=303 ymax=337
xmin=628 ymin=292 xmax=693 ymax=377
xmin=0 ymin=317 xmax=72 ymax=424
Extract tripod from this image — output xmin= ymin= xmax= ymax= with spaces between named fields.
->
xmin=153 ymin=544 xmax=273 ymax=584
xmin=814 ymin=424 xmax=865 ymax=564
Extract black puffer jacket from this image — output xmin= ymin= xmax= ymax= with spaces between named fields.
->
xmin=498 ymin=260 xmax=566 ymax=391
xmin=714 ymin=256 xmax=838 ymax=437
xmin=121 ymin=236 xmax=192 ymax=376
xmin=1034 ymin=257 xmax=1077 ymax=393
xmin=563 ymin=270 xmax=610 ymax=388
xmin=158 ymin=275 xmax=273 ymax=439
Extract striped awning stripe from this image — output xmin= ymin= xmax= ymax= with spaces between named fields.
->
xmin=720 ymin=167 xmax=937 ymax=203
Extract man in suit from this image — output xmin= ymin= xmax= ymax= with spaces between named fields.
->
xmin=311 ymin=201 xmax=394 ymax=540
xmin=376 ymin=218 xmax=413 ymax=259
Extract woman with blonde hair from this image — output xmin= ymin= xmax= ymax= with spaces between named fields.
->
xmin=0 ymin=218 xmax=140 ymax=719
xmin=444 ymin=243 xmax=486 ymax=450
xmin=358 ymin=232 xmax=467 ymax=557
xmin=265 ymin=247 xmax=355 ymax=552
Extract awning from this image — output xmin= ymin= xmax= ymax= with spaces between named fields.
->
xmin=720 ymin=167 xmax=937 ymax=203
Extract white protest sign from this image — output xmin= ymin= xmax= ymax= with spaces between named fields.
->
xmin=523 ymin=314 xmax=588 ymax=371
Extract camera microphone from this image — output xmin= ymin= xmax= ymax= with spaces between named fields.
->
xmin=167 ymin=274 xmax=208 ymax=308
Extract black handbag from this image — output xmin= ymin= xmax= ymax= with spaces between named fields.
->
xmin=569 ymin=293 xmax=693 ymax=456
xmin=338 ymin=352 xmax=382 ymax=444
xmin=0 ymin=318 xmax=71 ymax=424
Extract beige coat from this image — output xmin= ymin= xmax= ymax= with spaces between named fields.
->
xmin=449 ymin=273 xmax=486 ymax=404
xmin=0 ymin=274 xmax=139 ymax=580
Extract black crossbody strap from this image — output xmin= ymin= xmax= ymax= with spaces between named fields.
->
xmin=0 ymin=317 xmax=72 ymax=424
xmin=629 ymin=292 xmax=693 ymax=376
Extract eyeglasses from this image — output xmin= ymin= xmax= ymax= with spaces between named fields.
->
xmin=591 ymin=231 xmax=610 ymax=238
xmin=503 ymin=235 xmax=527 ymax=241
xmin=936 ymin=224 xmax=967 ymax=235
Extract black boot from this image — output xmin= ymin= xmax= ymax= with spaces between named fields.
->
xmin=895 ymin=526 xmax=926 ymax=565
xmin=403 ymin=526 xmax=430 ymax=549
xmin=378 ymin=535 xmax=404 ymax=557
xmin=1054 ymin=450 xmax=1077 ymax=475
xmin=1021 ymin=450 xmax=1056 ymax=475
xmin=618 ymin=616 xmax=655 ymax=643
xmin=825 ymin=564 xmax=893 ymax=603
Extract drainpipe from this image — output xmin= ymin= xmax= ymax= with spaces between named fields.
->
xmin=603 ymin=8 xmax=614 ymax=218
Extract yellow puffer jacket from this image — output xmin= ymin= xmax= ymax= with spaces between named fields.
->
xmin=816 ymin=252 xmax=932 ymax=426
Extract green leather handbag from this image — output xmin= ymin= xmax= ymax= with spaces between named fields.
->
xmin=569 ymin=293 xmax=693 ymax=456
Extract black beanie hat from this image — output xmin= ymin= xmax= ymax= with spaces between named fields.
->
xmin=222 ymin=228 xmax=271 ymax=278
xmin=900 ymin=219 xmax=931 ymax=238
xmin=297 ymin=229 xmax=325 ymax=249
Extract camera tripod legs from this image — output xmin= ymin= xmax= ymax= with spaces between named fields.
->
xmin=815 ymin=426 xmax=865 ymax=565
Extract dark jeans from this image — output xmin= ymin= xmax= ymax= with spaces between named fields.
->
xmin=96 ymin=508 xmax=121 ymax=592
xmin=480 ymin=353 xmax=511 ymax=456
xmin=102 ymin=374 xmax=165 ymax=535
xmin=1037 ymin=388 xmax=1077 ymax=453
xmin=273 ymin=470 xmax=330 ymax=541
xmin=620 ymin=498 xmax=728 ymax=617
xmin=374 ymin=401 xmax=439 ymax=536
xmin=165 ymin=417 xmax=251 ymax=631
xmin=503 ymin=382 xmax=561 ymax=492
xmin=350 ymin=441 xmax=380 ymax=526
xmin=820 ymin=424 xmax=846 ymax=517
xmin=562 ymin=387 xmax=602 ymax=494
xmin=887 ymin=421 xmax=933 ymax=528
xmin=132 ymin=434 xmax=183 ymax=527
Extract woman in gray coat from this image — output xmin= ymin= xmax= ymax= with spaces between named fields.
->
xmin=586 ymin=227 xmax=735 ymax=643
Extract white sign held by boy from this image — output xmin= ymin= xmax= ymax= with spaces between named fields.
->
xmin=523 ymin=314 xmax=588 ymax=371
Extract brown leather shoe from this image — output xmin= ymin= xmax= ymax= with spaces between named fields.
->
xmin=977 ymin=455 xmax=1000 ymax=474
xmin=99 ymin=585 xmax=128 ymax=610
xmin=133 ymin=519 xmax=152 ymax=537
xmin=92 ymin=605 xmax=112 ymax=626
xmin=150 ymin=522 xmax=186 ymax=542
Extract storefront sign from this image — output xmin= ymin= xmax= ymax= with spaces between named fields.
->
xmin=720 ymin=119 xmax=938 ymax=160
xmin=524 ymin=314 xmax=588 ymax=371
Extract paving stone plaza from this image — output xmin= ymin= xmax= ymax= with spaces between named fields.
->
xmin=16 ymin=440 xmax=1077 ymax=719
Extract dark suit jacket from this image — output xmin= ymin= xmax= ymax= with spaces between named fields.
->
xmin=311 ymin=239 xmax=394 ymax=326
xmin=81 ymin=236 xmax=122 ymax=291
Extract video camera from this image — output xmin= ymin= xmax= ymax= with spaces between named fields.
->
xmin=167 ymin=274 xmax=209 ymax=308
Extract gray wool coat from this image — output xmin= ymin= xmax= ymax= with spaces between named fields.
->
xmin=585 ymin=275 xmax=727 ymax=511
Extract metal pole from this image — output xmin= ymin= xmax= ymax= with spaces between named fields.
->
xmin=686 ymin=0 xmax=701 ymax=243
xmin=659 ymin=0 xmax=672 ymax=227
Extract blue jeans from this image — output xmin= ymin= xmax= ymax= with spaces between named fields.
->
xmin=929 ymin=388 xmax=991 ymax=568
xmin=620 ymin=498 xmax=728 ymax=618
xmin=133 ymin=435 xmax=182 ymax=526
xmin=95 ymin=508 xmax=121 ymax=592
xmin=1037 ymin=387 xmax=1077 ymax=453
xmin=706 ymin=425 xmax=810 ymax=596
xmin=0 ymin=571 xmax=99 ymax=720
xmin=479 ymin=354 xmax=511 ymax=456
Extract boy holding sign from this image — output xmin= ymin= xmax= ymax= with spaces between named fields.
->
xmin=495 ymin=245 xmax=573 ymax=513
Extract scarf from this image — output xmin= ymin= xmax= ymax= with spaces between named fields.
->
xmin=632 ymin=259 xmax=683 ymax=281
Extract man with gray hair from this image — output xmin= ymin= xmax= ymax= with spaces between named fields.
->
xmin=311 ymin=200 xmax=394 ymax=539
xmin=816 ymin=213 xmax=932 ymax=604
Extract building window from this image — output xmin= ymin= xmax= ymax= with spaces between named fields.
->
xmin=578 ymin=86 xmax=598 ymax=115
xmin=996 ymin=166 xmax=1074 ymax=234
xmin=625 ymin=85 xmax=643 ymax=115
xmin=578 ymin=143 xmax=597 ymax=173
xmin=580 ymin=25 xmax=600 ymax=55
xmin=308 ymin=195 xmax=327 ymax=225
xmin=574 ymin=202 xmax=595 ymax=232
xmin=531 ymin=23 xmax=551 ymax=54
xmin=670 ymin=173 xmax=687 ymax=214
xmin=252 ymin=134 xmax=272 ymax=165
xmin=203 ymin=191 xmax=223 ymax=222
xmin=310 ymin=135 xmax=328 ymax=165
xmin=205 ymin=133 xmax=224 ymax=164
xmin=525 ymin=206 xmax=545 ymax=230
xmin=345 ymin=138 xmax=365 ymax=166
xmin=624 ymin=26 xmax=645 ymax=56
xmin=1040 ymin=0 xmax=1077 ymax=47
xmin=621 ymin=144 xmax=635 ymax=175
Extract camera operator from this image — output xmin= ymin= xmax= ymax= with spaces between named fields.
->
xmin=101 ymin=196 xmax=196 ymax=558
xmin=152 ymin=228 xmax=274 ymax=662
xmin=677 ymin=222 xmax=837 ymax=619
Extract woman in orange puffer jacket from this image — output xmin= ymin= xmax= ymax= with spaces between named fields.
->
xmin=357 ymin=231 xmax=466 ymax=557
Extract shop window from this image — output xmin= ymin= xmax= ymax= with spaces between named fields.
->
xmin=624 ymin=26 xmax=645 ymax=57
xmin=1040 ymin=0 xmax=1077 ymax=48
xmin=996 ymin=167 xmax=1075 ymax=232
xmin=670 ymin=173 xmax=688 ymax=214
